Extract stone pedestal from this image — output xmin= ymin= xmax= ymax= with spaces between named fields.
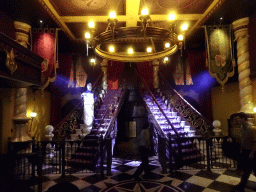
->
xmin=12 ymin=117 xmax=31 ymax=142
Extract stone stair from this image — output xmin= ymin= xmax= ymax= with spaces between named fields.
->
xmin=67 ymin=89 xmax=123 ymax=169
xmin=142 ymin=90 xmax=203 ymax=167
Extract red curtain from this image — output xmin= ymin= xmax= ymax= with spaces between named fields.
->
xmin=136 ymin=62 xmax=153 ymax=88
xmin=107 ymin=60 xmax=125 ymax=89
xmin=32 ymin=28 xmax=57 ymax=88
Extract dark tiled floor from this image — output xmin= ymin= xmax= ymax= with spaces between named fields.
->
xmin=41 ymin=156 xmax=256 ymax=192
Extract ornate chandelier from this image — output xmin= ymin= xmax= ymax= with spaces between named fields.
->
xmin=85 ymin=9 xmax=187 ymax=63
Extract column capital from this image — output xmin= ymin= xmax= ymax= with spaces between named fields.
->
xmin=152 ymin=60 xmax=160 ymax=66
xmin=101 ymin=59 xmax=108 ymax=67
xmin=232 ymin=17 xmax=249 ymax=38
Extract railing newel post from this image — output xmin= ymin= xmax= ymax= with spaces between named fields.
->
xmin=100 ymin=135 xmax=104 ymax=177
xmin=106 ymin=137 xmax=112 ymax=176
xmin=61 ymin=139 xmax=66 ymax=177
xmin=206 ymin=136 xmax=211 ymax=171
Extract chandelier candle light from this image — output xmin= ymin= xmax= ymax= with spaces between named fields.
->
xmin=84 ymin=9 xmax=188 ymax=63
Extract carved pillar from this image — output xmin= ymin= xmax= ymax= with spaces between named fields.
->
xmin=101 ymin=59 xmax=108 ymax=90
xmin=152 ymin=60 xmax=160 ymax=89
xmin=232 ymin=17 xmax=254 ymax=113
xmin=12 ymin=88 xmax=31 ymax=142
xmin=12 ymin=21 xmax=32 ymax=142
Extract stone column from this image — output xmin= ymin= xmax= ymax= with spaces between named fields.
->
xmin=232 ymin=17 xmax=254 ymax=113
xmin=152 ymin=60 xmax=160 ymax=89
xmin=12 ymin=88 xmax=31 ymax=142
xmin=101 ymin=59 xmax=108 ymax=90
xmin=12 ymin=21 xmax=32 ymax=142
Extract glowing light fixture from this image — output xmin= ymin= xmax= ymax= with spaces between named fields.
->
xmin=168 ymin=13 xmax=176 ymax=21
xmin=30 ymin=112 xmax=37 ymax=118
xmin=165 ymin=42 xmax=170 ymax=48
xmin=109 ymin=45 xmax=115 ymax=52
xmin=147 ymin=47 xmax=152 ymax=53
xmin=85 ymin=32 xmax=91 ymax=39
xmin=88 ymin=21 xmax=95 ymax=28
xmin=181 ymin=24 xmax=188 ymax=31
xmin=178 ymin=35 xmax=184 ymax=41
xmin=164 ymin=57 xmax=169 ymax=62
xmin=141 ymin=8 xmax=149 ymax=15
xmin=254 ymin=107 xmax=256 ymax=113
xmin=109 ymin=11 xmax=116 ymax=19
xmin=128 ymin=48 xmax=134 ymax=54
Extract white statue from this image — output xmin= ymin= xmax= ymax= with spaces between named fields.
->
xmin=45 ymin=125 xmax=54 ymax=141
xmin=81 ymin=83 xmax=95 ymax=135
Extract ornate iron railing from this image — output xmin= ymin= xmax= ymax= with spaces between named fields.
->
xmin=53 ymin=73 xmax=103 ymax=139
xmin=159 ymin=72 xmax=214 ymax=137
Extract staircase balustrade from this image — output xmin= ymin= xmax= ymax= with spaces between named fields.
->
xmin=159 ymin=72 xmax=214 ymax=137
xmin=53 ymin=73 xmax=103 ymax=140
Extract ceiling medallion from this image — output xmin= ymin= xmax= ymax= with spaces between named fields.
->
xmin=86 ymin=10 xmax=185 ymax=62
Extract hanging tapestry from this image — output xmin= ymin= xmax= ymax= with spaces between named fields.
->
xmin=68 ymin=57 xmax=87 ymax=88
xmin=173 ymin=62 xmax=184 ymax=85
xmin=32 ymin=28 xmax=58 ymax=89
xmin=204 ymin=25 xmax=234 ymax=87
xmin=186 ymin=65 xmax=193 ymax=85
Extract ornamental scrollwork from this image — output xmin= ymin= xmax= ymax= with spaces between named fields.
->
xmin=164 ymin=89 xmax=213 ymax=136
xmin=5 ymin=48 xmax=17 ymax=74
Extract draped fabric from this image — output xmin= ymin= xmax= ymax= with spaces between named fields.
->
xmin=68 ymin=59 xmax=87 ymax=88
xmin=205 ymin=25 xmax=234 ymax=87
xmin=186 ymin=65 xmax=193 ymax=85
xmin=136 ymin=62 xmax=153 ymax=88
xmin=32 ymin=28 xmax=58 ymax=89
xmin=173 ymin=62 xmax=184 ymax=85
xmin=107 ymin=60 xmax=125 ymax=89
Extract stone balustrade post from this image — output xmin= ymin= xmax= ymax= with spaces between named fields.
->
xmin=101 ymin=59 xmax=108 ymax=90
xmin=152 ymin=60 xmax=160 ymax=89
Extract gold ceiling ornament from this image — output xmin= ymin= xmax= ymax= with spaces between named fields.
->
xmin=85 ymin=10 xmax=186 ymax=62
xmin=5 ymin=48 xmax=17 ymax=74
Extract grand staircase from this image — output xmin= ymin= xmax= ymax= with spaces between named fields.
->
xmin=67 ymin=89 xmax=124 ymax=169
xmin=142 ymin=89 xmax=203 ymax=168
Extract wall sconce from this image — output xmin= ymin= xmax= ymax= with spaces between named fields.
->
xmin=30 ymin=111 xmax=37 ymax=118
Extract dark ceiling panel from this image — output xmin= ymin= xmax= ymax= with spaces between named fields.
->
xmin=142 ymin=0 xmax=214 ymax=14
xmin=49 ymin=0 xmax=126 ymax=16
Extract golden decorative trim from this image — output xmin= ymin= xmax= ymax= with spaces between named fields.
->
xmin=95 ymin=44 xmax=178 ymax=62
xmin=5 ymin=49 xmax=17 ymax=74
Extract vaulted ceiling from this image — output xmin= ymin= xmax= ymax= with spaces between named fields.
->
xmin=0 ymin=0 xmax=256 ymax=50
